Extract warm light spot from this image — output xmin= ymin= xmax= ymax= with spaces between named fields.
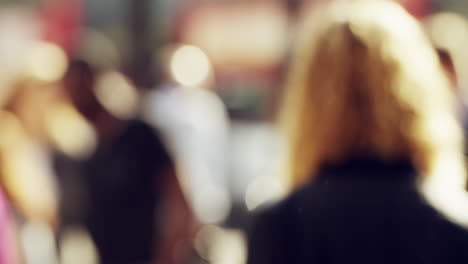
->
xmin=27 ymin=42 xmax=68 ymax=82
xmin=2 ymin=142 xmax=58 ymax=223
xmin=425 ymin=12 xmax=468 ymax=94
xmin=210 ymin=228 xmax=246 ymax=264
xmin=45 ymin=103 xmax=96 ymax=160
xmin=426 ymin=12 xmax=468 ymax=54
xmin=245 ymin=177 xmax=286 ymax=211
xmin=191 ymin=183 xmax=231 ymax=224
xmin=170 ymin=45 xmax=212 ymax=87
xmin=94 ymin=71 xmax=139 ymax=119
xmin=20 ymin=221 xmax=57 ymax=264
xmin=0 ymin=114 xmax=57 ymax=224
xmin=59 ymin=227 xmax=98 ymax=264
xmin=194 ymin=225 xmax=223 ymax=261
xmin=194 ymin=225 xmax=246 ymax=264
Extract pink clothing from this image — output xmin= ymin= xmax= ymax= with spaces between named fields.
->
xmin=0 ymin=189 xmax=15 ymax=264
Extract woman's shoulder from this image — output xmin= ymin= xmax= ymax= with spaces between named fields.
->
xmin=250 ymin=183 xmax=321 ymax=227
xmin=246 ymin=185 xmax=323 ymax=264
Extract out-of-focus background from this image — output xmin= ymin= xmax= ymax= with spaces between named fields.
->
xmin=0 ymin=0 xmax=467 ymax=263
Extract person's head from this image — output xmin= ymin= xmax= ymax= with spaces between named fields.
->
xmin=62 ymin=59 xmax=102 ymax=122
xmin=283 ymin=0 xmax=464 ymax=188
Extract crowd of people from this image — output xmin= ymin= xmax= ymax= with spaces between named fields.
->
xmin=0 ymin=0 xmax=468 ymax=263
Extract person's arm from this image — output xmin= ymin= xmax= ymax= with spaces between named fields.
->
xmin=154 ymin=165 xmax=198 ymax=264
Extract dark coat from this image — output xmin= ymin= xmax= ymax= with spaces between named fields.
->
xmin=54 ymin=120 xmax=172 ymax=264
xmin=247 ymin=158 xmax=468 ymax=264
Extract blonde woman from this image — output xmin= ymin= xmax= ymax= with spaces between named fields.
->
xmin=247 ymin=1 xmax=468 ymax=263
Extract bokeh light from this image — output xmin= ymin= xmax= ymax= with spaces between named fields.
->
xmin=59 ymin=227 xmax=98 ymax=264
xmin=20 ymin=221 xmax=57 ymax=264
xmin=170 ymin=45 xmax=212 ymax=87
xmin=26 ymin=42 xmax=68 ymax=83
xmin=45 ymin=103 xmax=96 ymax=160
xmin=94 ymin=71 xmax=139 ymax=119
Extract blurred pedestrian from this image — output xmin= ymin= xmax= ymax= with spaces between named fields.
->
xmin=55 ymin=60 xmax=195 ymax=264
xmin=1 ymin=79 xmax=60 ymax=227
xmin=248 ymin=1 xmax=468 ymax=264
xmin=0 ymin=77 xmax=63 ymax=264
xmin=144 ymin=45 xmax=231 ymax=225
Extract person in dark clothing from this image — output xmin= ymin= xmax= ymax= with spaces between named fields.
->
xmin=249 ymin=159 xmax=468 ymax=264
xmin=248 ymin=1 xmax=468 ymax=263
xmin=55 ymin=60 xmax=195 ymax=264
xmin=55 ymin=120 xmax=172 ymax=262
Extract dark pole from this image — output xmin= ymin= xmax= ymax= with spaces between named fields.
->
xmin=128 ymin=0 xmax=154 ymax=89
xmin=285 ymin=0 xmax=302 ymax=19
